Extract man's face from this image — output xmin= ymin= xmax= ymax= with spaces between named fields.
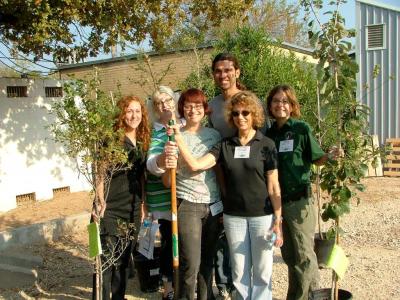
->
xmin=212 ymin=60 xmax=240 ymax=91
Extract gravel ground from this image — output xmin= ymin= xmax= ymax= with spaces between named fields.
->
xmin=0 ymin=177 xmax=399 ymax=300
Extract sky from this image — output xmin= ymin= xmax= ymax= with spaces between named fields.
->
xmin=0 ymin=0 xmax=399 ymax=75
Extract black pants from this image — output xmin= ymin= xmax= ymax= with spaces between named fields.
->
xmin=92 ymin=235 xmax=132 ymax=300
xmin=159 ymin=219 xmax=174 ymax=281
xmin=178 ymin=200 xmax=220 ymax=300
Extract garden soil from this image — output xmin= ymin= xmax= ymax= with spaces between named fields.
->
xmin=0 ymin=177 xmax=399 ymax=299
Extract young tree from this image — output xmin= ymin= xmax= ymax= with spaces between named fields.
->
xmin=50 ymin=72 xmax=131 ymax=299
xmin=301 ymin=1 xmax=382 ymax=298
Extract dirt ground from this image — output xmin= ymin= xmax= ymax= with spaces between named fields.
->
xmin=0 ymin=177 xmax=399 ymax=299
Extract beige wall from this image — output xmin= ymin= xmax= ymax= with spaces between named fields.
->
xmin=58 ymin=45 xmax=316 ymax=100
xmin=59 ymin=48 xmax=214 ymax=100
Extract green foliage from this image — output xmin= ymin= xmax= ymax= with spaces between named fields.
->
xmin=180 ymin=26 xmax=318 ymax=125
xmin=49 ymin=72 xmax=128 ymax=201
xmin=301 ymin=0 xmax=381 ymax=227
xmin=0 ymin=0 xmax=254 ymax=61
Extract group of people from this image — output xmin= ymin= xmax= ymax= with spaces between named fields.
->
xmin=93 ymin=52 xmax=335 ymax=300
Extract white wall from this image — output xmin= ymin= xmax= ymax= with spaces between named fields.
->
xmin=0 ymin=78 xmax=90 ymax=212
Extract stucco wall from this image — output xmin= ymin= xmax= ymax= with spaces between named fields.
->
xmin=0 ymin=78 xmax=90 ymax=212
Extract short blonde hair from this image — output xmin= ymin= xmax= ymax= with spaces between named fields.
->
xmin=149 ymin=85 xmax=179 ymax=122
xmin=225 ymin=91 xmax=265 ymax=129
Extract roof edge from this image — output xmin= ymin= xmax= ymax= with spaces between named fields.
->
xmin=57 ymin=42 xmax=314 ymax=71
xmin=57 ymin=44 xmax=214 ymax=70
xmin=356 ymin=0 xmax=400 ymax=13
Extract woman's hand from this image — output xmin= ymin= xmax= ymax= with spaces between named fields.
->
xmin=273 ymin=221 xmax=283 ymax=248
xmin=164 ymin=141 xmax=178 ymax=169
xmin=328 ymin=146 xmax=344 ymax=160
xmin=91 ymin=200 xmax=106 ymax=223
xmin=166 ymin=123 xmax=181 ymax=137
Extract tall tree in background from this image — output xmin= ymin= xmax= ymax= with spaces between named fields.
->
xmin=0 ymin=0 xmax=253 ymax=62
xmin=164 ymin=0 xmax=309 ymax=50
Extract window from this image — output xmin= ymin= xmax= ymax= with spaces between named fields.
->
xmin=45 ymin=87 xmax=63 ymax=97
xmin=7 ymin=86 xmax=28 ymax=97
xmin=366 ymin=24 xmax=385 ymax=50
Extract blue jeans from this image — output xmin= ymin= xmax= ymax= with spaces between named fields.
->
xmin=178 ymin=200 xmax=220 ymax=300
xmin=223 ymin=214 xmax=274 ymax=300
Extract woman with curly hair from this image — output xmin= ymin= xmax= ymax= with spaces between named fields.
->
xmin=92 ymin=95 xmax=150 ymax=300
xmin=164 ymin=90 xmax=283 ymax=300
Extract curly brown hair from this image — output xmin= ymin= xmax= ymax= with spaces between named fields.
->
xmin=266 ymin=84 xmax=301 ymax=118
xmin=225 ymin=91 xmax=265 ymax=129
xmin=115 ymin=96 xmax=151 ymax=152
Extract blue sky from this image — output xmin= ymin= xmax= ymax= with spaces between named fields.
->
xmin=1 ymin=0 xmax=399 ymax=75
xmin=292 ymin=0 xmax=400 ymax=29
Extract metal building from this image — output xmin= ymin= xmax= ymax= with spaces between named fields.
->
xmin=356 ymin=0 xmax=400 ymax=144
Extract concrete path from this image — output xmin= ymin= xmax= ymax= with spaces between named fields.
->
xmin=0 ymin=212 xmax=90 ymax=289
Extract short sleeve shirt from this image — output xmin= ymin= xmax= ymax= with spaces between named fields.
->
xmin=209 ymin=130 xmax=278 ymax=217
xmin=208 ymin=94 xmax=237 ymax=138
xmin=177 ymin=127 xmax=221 ymax=204
xmin=266 ymin=118 xmax=325 ymax=197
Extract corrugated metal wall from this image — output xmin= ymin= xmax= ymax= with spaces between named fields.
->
xmin=356 ymin=0 xmax=400 ymax=144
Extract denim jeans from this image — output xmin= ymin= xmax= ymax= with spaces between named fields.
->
xmin=223 ymin=214 xmax=274 ymax=300
xmin=214 ymin=229 xmax=233 ymax=294
xmin=178 ymin=200 xmax=220 ymax=300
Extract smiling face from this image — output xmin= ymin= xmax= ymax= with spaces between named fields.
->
xmin=232 ymin=104 xmax=253 ymax=131
xmin=153 ymin=92 xmax=175 ymax=120
xmin=269 ymin=90 xmax=293 ymax=121
xmin=124 ymin=100 xmax=142 ymax=130
xmin=212 ymin=60 xmax=240 ymax=91
xmin=183 ymin=101 xmax=205 ymax=125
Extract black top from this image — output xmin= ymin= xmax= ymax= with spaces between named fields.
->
xmin=101 ymin=136 xmax=146 ymax=235
xmin=210 ymin=130 xmax=278 ymax=217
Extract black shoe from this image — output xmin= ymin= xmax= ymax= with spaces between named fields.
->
xmin=162 ymin=291 xmax=174 ymax=300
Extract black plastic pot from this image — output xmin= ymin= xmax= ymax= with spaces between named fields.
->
xmin=311 ymin=288 xmax=353 ymax=300
xmin=314 ymin=233 xmax=335 ymax=268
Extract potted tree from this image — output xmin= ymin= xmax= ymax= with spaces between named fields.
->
xmin=301 ymin=1 xmax=383 ymax=299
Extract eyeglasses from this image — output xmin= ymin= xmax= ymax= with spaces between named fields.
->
xmin=155 ymin=97 xmax=173 ymax=107
xmin=231 ymin=110 xmax=251 ymax=117
xmin=271 ymin=99 xmax=290 ymax=105
xmin=183 ymin=104 xmax=204 ymax=111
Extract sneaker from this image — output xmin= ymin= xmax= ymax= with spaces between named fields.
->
xmin=162 ymin=291 xmax=174 ymax=300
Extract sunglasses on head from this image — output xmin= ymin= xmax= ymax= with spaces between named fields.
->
xmin=231 ymin=110 xmax=250 ymax=117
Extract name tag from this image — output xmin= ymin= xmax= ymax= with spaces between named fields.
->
xmin=210 ymin=201 xmax=223 ymax=216
xmin=279 ymin=140 xmax=293 ymax=152
xmin=234 ymin=146 xmax=250 ymax=158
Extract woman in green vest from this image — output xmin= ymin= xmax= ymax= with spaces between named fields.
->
xmin=265 ymin=84 xmax=332 ymax=300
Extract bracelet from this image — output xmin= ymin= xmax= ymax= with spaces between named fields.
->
xmin=273 ymin=216 xmax=283 ymax=223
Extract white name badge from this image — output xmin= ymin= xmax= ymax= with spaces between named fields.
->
xmin=234 ymin=146 xmax=250 ymax=158
xmin=279 ymin=139 xmax=294 ymax=152
xmin=210 ymin=201 xmax=223 ymax=216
